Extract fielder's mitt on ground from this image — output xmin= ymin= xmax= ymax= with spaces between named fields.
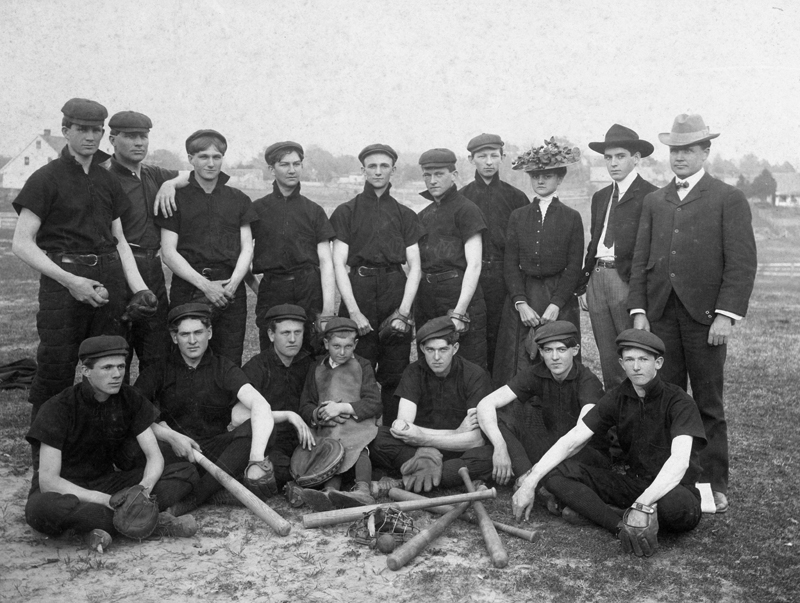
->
xmin=243 ymin=457 xmax=278 ymax=500
xmin=290 ymin=437 xmax=345 ymax=488
xmin=110 ymin=485 xmax=159 ymax=539
xmin=122 ymin=289 xmax=159 ymax=323
xmin=378 ymin=309 xmax=414 ymax=344
xmin=619 ymin=503 xmax=659 ymax=557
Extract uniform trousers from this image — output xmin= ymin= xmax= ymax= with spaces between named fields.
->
xmin=127 ymin=252 xmax=171 ymax=375
xmin=479 ymin=261 xmax=506 ymax=374
xmin=586 ymin=264 xmax=632 ymax=389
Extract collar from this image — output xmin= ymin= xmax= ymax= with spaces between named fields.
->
xmin=171 ymin=344 xmax=213 ymax=369
xmin=362 ymin=180 xmax=392 ymax=201
xmin=60 ymin=144 xmax=111 ymax=168
xmin=534 ymin=192 xmax=557 ymax=205
xmin=108 ymin=155 xmax=140 ymax=178
xmin=531 ymin=360 xmax=579 ymax=382
xmin=272 ymin=179 xmax=301 ymax=200
xmin=615 ymin=169 xmax=639 ymax=197
xmin=420 ymin=183 xmax=459 ymax=204
xmin=421 ymin=354 xmax=461 ymax=379
xmin=622 ymin=372 xmax=664 ymax=400
xmin=675 ymin=168 xmax=705 ymax=191
xmin=267 ymin=344 xmax=309 ymax=367
xmin=473 ymin=171 xmax=500 ymax=189
xmin=78 ymin=378 xmax=105 ymax=406
xmin=189 ymin=170 xmax=230 ymax=192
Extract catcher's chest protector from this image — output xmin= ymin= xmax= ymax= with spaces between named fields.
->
xmin=315 ymin=358 xmax=378 ymax=472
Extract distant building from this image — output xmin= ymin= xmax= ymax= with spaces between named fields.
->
xmin=337 ymin=173 xmax=364 ymax=185
xmin=0 ymin=129 xmax=67 ymax=191
xmin=226 ymin=168 xmax=267 ymax=190
xmin=772 ymin=172 xmax=800 ymax=207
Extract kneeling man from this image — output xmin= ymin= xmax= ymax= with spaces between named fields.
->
xmin=512 ymin=329 xmax=706 ymax=557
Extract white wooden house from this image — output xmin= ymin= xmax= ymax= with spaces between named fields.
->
xmin=771 ymin=173 xmax=800 ymax=207
xmin=0 ymin=129 xmax=67 ymax=190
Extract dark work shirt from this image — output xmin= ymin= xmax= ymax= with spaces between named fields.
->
xmin=417 ymin=185 xmax=487 ymax=273
xmin=135 ymin=348 xmax=249 ymax=440
xmin=242 ymin=345 xmax=313 ymax=440
xmin=107 ymin=157 xmax=179 ymax=249
xmin=582 ymin=375 xmax=707 ymax=483
xmin=154 ymin=171 xmax=257 ymax=269
xmin=13 ymin=146 xmax=129 ymax=254
xmin=251 ymin=181 xmax=335 ymax=274
xmin=330 ymin=182 xmax=423 ymax=267
xmin=395 ymin=355 xmax=492 ymax=431
xmin=460 ymin=172 xmax=529 ymax=261
xmin=27 ymin=380 xmax=158 ymax=487
xmin=505 ymin=198 xmax=584 ymax=308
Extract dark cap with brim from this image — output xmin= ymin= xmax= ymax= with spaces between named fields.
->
xmin=109 ymin=111 xmax=152 ymax=133
xmin=78 ymin=335 xmax=129 ymax=361
xmin=358 ymin=143 xmax=398 ymax=164
xmin=185 ymin=129 xmax=227 ymax=153
xmin=616 ymin=328 xmax=666 ymax=356
xmin=323 ymin=317 xmax=359 ymax=337
xmin=264 ymin=303 xmax=307 ymax=324
xmin=534 ymin=321 xmax=579 ymax=346
xmin=62 ymin=98 xmax=108 ymax=127
xmin=264 ymin=141 xmax=304 ymax=163
xmin=416 ymin=316 xmax=457 ymax=345
xmin=168 ymin=302 xmax=212 ymax=325
xmin=467 ymin=133 xmax=504 ymax=154
xmin=419 ymin=148 xmax=457 ymax=168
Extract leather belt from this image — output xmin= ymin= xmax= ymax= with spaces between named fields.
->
xmin=130 ymin=247 xmax=160 ymax=260
xmin=424 ymin=269 xmax=460 ymax=284
xmin=354 ymin=265 xmax=402 ymax=277
xmin=482 ymin=259 xmax=503 ymax=268
xmin=48 ymin=251 xmax=119 ymax=267
xmin=260 ymin=265 xmax=316 ymax=281
xmin=596 ymin=259 xmax=616 ymax=269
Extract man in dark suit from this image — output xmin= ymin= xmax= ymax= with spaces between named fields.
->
xmin=628 ymin=114 xmax=757 ymax=513
xmin=577 ymin=125 xmax=658 ymax=389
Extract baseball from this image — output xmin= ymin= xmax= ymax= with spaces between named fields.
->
xmin=376 ymin=534 xmax=396 ymax=554
xmin=94 ymin=286 xmax=109 ymax=300
xmin=391 ymin=419 xmax=409 ymax=431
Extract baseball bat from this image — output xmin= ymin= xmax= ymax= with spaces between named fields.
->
xmin=193 ymin=451 xmax=291 ymax=536
xmin=388 ymin=488 xmax=539 ymax=542
xmin=458 ymin=467 xmax=508 ymax=568
xmin=387 ymin=501 xmax=470 ymax=571
xmin=302 ymin=488 xmax=496 ymax=529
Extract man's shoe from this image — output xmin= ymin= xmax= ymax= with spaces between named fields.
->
xmin=284 ymin=481 xmax=305 ymax=508
xmin=713 ymin=491 xmax=729 ymax=513
xmin=210 ymin=489 xmax=244 ymax=507
xmin=154 ymin=512 xmax=198 ymax=538
xmin=300 ymin=488 xmax=334 ymax=512
xmin=561 ymin=506 xmax=592 ymax=526
xmin=370 ymin=477 xmax=403 ymax=498
xmin=85 ymin=529 xmax=112 ymax=553
xmin=536 ymin=486 xmax=563 ymax=517
xmin=328 ymin=481 xmax=376 ymax=509
xmin=167 ymin=495 xmax=198 ymax=518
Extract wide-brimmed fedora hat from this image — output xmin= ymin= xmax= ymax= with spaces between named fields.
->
xmin=658 ymin=114 xmax=720 ymax=147
xmin=512 ymin=137 xmax=581 ymax=172
xmin=588 ymin=124 xmax=654 ymax=158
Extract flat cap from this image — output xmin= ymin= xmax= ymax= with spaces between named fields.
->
xmin=109 ymin=111 xmax=152 ymax=133
xmin=358 ymin=143 xmax=398 ymax=164
xmin=616 ymin=328 xmax=666 ymax=356
xmin=467 ymin=133 xmax=504 ymax=153
xmin=61 ymin=98 xmax=108 ymax=127
xmin=534 ymin=321 xmax=579 ymax=346
xmin=264 ymin=141 xmax=304 ymax=163
xmin=185 ymin=129 xmax=227 ymax=153
xmin=323 ymin=317 xmax=359 ymax=337
xmin=419 ymin=148 xmax=457 ymax=168
xmin=264 ymin=303 xmax=307 ymax=323
xmin=168 ymin=302 xmax=211 ymax=325
xmin=78 ymin=335 xmax=129 ymax=361
xmin=416 ymin=316 xmax=457 ymax=345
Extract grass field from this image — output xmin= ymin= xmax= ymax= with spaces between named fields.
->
xmin=1 ymin=211 xmax=799 ymax=602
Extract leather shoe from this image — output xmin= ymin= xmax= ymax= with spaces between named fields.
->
xmin=713 ymin=491 xmax=729 ymax=513
xmin=561 ymin=506 xmax=592 ymax=526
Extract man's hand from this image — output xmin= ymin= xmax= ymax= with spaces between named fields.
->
xmin=202 ymin=280 xmax=230 ymax=308
xmin=348 ymin=310 xmax=373 ymax=336
xmin=450 ymin=316 xmax=468 ymax=333
xmin=516 ymin=302 xmax=540 ymax=328
xmin=288 ymin=413 xmax=316 ymax=450
xmin=540 ymin=303 xmax=560 ymax=324
xmin=708 ymin=314 xmax=733 ymax=346
xmin=512 ymin=481 xmax=537 ymax=521
xmin=68 ymin=277 xmax=109 ymax=307
xmin=619 ymin=504 xmax=659 ymax=557
xmin=579 ymin=293 xmax=589 ymax=312
xmin=491 ymin=445 xmax=514 ymax=485
xmin=633 ymin=313 xmax=650 ymax=332
xmin=317 ymin=400 xmax=350 ymax=423
xmin=169 ymin=432 xmax=201 ymax=462
xmin=390 ymin=419 xmax=425 ymax=446
xmin=154 ymin=181 xmax=178 ymax=217
xmin=455 ymin=408 xmax=479 ymax=433
xmin=221 ymin=278 xmax=238 ymax=300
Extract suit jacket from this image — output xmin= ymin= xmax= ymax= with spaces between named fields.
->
xmin=577 ymin=174 xmax=658 ymax=292
xmin=627 ymin=173 xmax=757 ymax=324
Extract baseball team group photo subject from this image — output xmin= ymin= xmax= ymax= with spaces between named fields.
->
xmin=0 ymin=3 xmax=798 ymax=603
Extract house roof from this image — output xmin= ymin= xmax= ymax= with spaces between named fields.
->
xmin=43 ymin=134 xmax=67 ymax=154
xmin=774 ymin=172 xmax=800 ymax=195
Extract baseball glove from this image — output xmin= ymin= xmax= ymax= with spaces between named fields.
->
xmin=110 ymin=484 xmax=159 ymax=539
xmin=619 ymin=503 xmax=659 ymax=557
xmin=243 ymin=458 xmax=278 ymax=500
xmin=400 ymin=446 xmax=443 ymax=493
xmin=378 ymin=309 xmax=414 ymax=345
xmin=122 ymin=289 xmax=159 ymax=323
xmin=290 ymin=437 xmax=345 ymax=488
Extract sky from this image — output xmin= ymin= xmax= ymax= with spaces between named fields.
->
xmin=1 ymin=0 xmax=798 ymax=166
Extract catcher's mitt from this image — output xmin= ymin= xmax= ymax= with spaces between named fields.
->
xmin=243 ymin=458 xmax=278 ymax=500
xmin=619 ymin=503 xmax=659 ymax=557
xmin=378 ymin=309 xmax=414 ymax=345
xmin=347 ymin=506 xmax=419 ymax=548
xmin=290 ymin=437 xmax=345 ymax=488
xmin=110 ymin=485 xmax=159 ymax=539
xmin=122 ymin=289 xmax=158 ymax=323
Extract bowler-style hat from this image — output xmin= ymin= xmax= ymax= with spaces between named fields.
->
xmin=359 ymin=143 xmax=398 ymax=165
xmin=616 ymin=329 xmax=666 ymax=357
xmin=264 ymin=141 xmax=304 ymax=164
xmin=109 ymin=111 xmax=152 ymax=133
xmin=61 ymin=98 xmax=108 ymax=127
xmin=416 ymin=316 xmax=457 ymax=345
xmin=264 ymin=304 xmax=307 ymax=324
xmin=323 ymin=317 xmax=359 ymax=337
xmin=658 ymin=114 xmax=720 ymax=147
xmin=78 ymin=335 xmax=129 ymax=361
xmin=533 ymin=321 xmax=579 ymax=346
xmin=588 ymin=124 xmax=654 ymax=158
xmin=467 ymin=133 xmax=504 ymax=154
xmin=419 ymin=148 xmax=457 ymax=169
xmin=168 ymin=302 xmax=212 ymax=325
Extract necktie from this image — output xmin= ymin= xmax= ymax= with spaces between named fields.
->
xmin=675 ymin=180 xmax=690 ymax=189
xmin=602 ymin=183 xmax=619 ymax=248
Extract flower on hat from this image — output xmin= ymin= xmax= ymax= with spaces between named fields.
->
xmin=512 ymin=137 xmax=581 ymax=171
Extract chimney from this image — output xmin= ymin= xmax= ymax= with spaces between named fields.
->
xmin=44 ymin=129 xmax=51 ymax=137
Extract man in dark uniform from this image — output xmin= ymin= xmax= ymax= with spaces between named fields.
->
xmin=415 ymin=148 xmax=488 ymax=369
xmin=251 ymin=141 xmax=336 ymax=351
xmin=577 ymin=125 xmax=657 ymax=389
xmin=134 ymin=304 xmax=278 ymax=515
xmin=12 ymin=98 xmax=153 ymax=421
xmin=106 ymin=110 xmax=189 ymax=373
xmin=477 ymin=321 xmax=610 ymax=507
xmin=460 ymin=134 xmax=529 ymax=373
xmin=25 ymin=336 xmax=199 ymax=550
xmin=156 ymin=129 xmax=257 ymax=366
xmin=512 ymin=330 xmax=707 ymax=557
xmin=241 ymin=304 xmax=316 ymax=493
xmin=370 ymin=316 xmax=494 ymax=493
xmin=331 ymin=143 xmax=423 ymax=424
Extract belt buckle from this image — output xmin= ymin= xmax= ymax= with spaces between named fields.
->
xmin=83 ymin=254 xmax=99 ymax=266
xmin=357 ymin=266 xmax=370 ymax=277
xmin=201 ymin=267 xmax=213 ymax=279
xmin=425 ymin=272 xmax=435 ymax=283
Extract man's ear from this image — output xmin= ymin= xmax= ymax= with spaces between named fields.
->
xmin=207 ymin=326 xmax=213 ymax=341
xmin=655 ymin=356 xmax=664 ymax=370
xmin=452 ymin=342 xmax=460 ymax=355
xmin=570 ymin=345 xmax=580 ymax=357
xmin=170 ymin=332 xmax=178 ymax=345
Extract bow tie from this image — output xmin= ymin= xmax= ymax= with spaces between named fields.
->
xmin=675 ymin=180 xmax=690 ymax=189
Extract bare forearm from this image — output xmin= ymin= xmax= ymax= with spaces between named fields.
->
xmin=636 ymin=458 xmax=688 ymax=507
xmin=41 ymin=475 xmax=110 ymax=506
xmin=413 ymin=425 xmax=484 ymax=451
xmin=454 ymin=263 xmax=480 ymax=315
xmin=161 ymin=247 xmax=207 ymax=290
xmin=229 ymin=247 xmax=254 ymax=290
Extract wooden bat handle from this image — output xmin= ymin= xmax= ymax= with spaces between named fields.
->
xmin=302 ymin=488 xmax=496 ymax=528
xmin=387 ymin=488 xmax=539 ymax=542
xmin=386 ymin=501 xmax=470 ymax=571
xmin=193 ymin=451 xmax=291 ymax=536
xmin=458 ymin=467 xmax=508 ymax=568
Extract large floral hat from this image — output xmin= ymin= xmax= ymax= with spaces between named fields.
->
xmin=512 ymin=137 xmax=581 ymax=172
